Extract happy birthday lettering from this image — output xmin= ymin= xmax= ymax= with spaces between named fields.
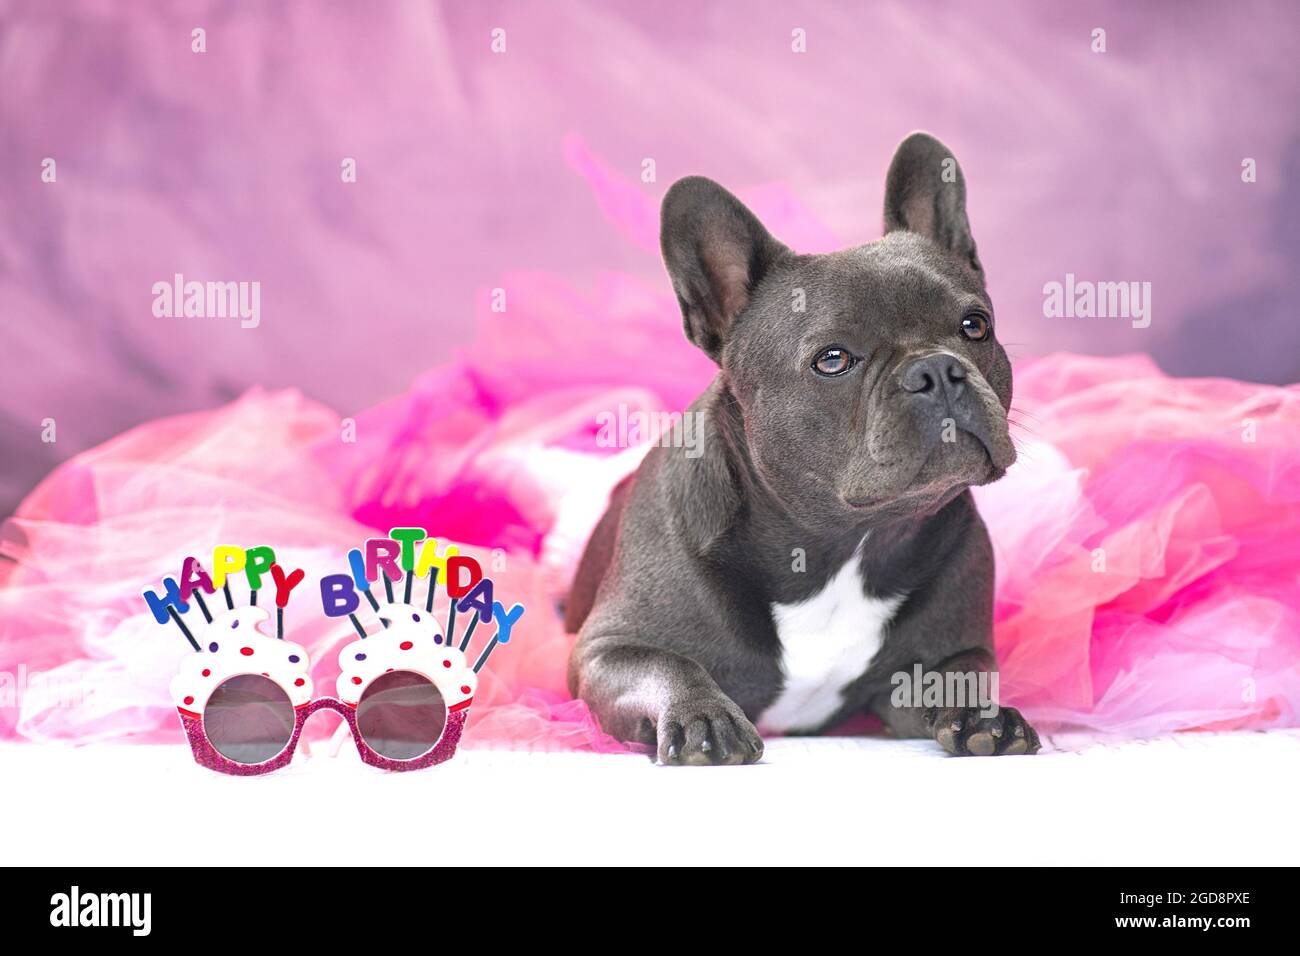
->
xmin=142 ymin=530 xmax=525 ymax=652
xmin=319 ymin=528 xmax=518 ymax=636
xmin=142 ymin=545 xmax=304 ymax=625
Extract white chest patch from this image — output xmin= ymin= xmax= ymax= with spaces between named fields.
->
xmin=758 ymin=543 xmax=902 ymax=734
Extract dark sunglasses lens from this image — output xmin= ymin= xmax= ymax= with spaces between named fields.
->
xmin=356 ymin=671 xmax=447 ymax=761
xmin=203 ymin=674 xmax=296 ymax=764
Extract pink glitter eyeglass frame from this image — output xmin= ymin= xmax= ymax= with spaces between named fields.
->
xmin=178 ymin=693 xmax=468 ymax=776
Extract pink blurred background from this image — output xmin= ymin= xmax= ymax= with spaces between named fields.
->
xmin=3 ymin=0 xmax=1299 ymax=518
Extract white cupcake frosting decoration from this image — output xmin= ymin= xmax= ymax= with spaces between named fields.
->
xmin=168 ymin=605 xmax=313 ymax=713
xmin=335 ymin=600 xmax=476 ymax=709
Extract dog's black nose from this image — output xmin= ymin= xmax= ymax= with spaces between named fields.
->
xmin=900 ymin=353 xmax=966 ymax=398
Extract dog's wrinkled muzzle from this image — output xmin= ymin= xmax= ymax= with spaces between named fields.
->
xmin=899 ymin=351 xmax=1016 ymax=471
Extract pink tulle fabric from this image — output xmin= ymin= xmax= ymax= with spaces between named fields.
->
xmin=3 ymin=147 xmax=1298 ymax=748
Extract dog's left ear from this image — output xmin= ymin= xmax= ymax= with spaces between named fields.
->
xmin=884 ymin=132 xmax=983 ymax=279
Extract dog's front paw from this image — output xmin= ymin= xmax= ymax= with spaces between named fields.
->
xmin=924 ymin=705 xmax=1040 ymax=756
xmin=657 ymin=691 xmax=763 ymax=766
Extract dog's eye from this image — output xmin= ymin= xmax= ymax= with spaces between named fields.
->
xmin=813 ymin=347 xmax=855 ymax=376
xmin=960 ymin=313 xmax=990 ymax=341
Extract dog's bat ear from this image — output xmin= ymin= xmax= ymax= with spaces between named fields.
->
xmin=884 ymin=132 xmax=983 ymax=279
xmin=660 ymin=177 xmax=789 ymax=364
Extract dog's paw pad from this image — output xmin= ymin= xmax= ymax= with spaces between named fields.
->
xmin=924 ymin=705 xmax=1040 ymax=757
xmin=657 ymin=694 xmax=763 ymax=766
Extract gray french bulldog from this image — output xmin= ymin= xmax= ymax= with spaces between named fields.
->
xmin=565 ymin=132 xmax=1040 ymax=764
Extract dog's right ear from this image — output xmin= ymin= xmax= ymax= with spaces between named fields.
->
xmin=660 ymin=177 xmax=788 ymax=364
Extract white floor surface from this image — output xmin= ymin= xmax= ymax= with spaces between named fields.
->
xmin=4 ymin=730 xmax=1297 ymax=866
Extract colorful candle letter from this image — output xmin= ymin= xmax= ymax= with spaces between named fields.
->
xmin=446 ymin=555 xmax=483 ymax=599
xmin=389 ymin=527 xmax=427 ymax=572
xmin=244 ymin=545 xmax=276 ymax=592
xmin=211 ymin=545 xmax=246 ymax=589
xmin=321 ymin=573 xmax=361 ymax=617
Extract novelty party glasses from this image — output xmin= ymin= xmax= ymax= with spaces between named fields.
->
xmin=147 ymin=536 xmax=523 ymax=775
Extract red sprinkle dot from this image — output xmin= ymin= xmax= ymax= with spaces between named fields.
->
xmin=183 ymin=696 xmax=194 ymax=706
xmin=240 ymin=647 xmax=254 ymax=656
xmin=351 ymin=676 xmax=363 ymax=685
xmin=460 ymin=685 xmax=471 ymax=695
xmin=201 ymin=669 xmax=211 ymax=677
xmin=294 ymin=678 xmax=305 ymax=687
xmin=399 ymin=640 xmax=413 ymax=650
xmin=443 ymin=659 xmax=452 ymax=668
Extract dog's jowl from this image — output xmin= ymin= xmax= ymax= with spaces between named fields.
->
xmin=566 ymin=132 xmax=1040 ymax=763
